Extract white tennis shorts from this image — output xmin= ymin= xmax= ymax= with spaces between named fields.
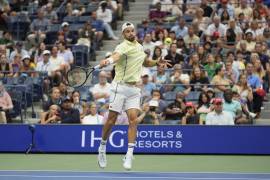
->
xmin=109 ymin=82 xmax=141 ymax=113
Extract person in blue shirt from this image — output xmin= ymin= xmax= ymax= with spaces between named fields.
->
xmin=246 ymin=63 xmax=263 ymax=117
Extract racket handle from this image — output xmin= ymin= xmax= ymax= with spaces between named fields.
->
xmin=94 ymin=64 xmax=100 ymax=69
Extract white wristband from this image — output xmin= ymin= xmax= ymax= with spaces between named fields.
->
xmin=107 ymin=57 xmax=114 ymax=64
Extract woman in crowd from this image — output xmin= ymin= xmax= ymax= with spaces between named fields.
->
xmin=40 ymin=104 xmax=61 ymax=124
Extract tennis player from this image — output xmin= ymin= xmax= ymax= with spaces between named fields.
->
xmin=97 ymin=22 xmax=170 ymax=170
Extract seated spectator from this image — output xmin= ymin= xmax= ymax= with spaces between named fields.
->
xmin=224 ymin=60 xmax=239 ymax=84
xmin=40 ymin=104 xmax=61 ymax=124
xmin=0 ymin=82 xmax=13 ymax=123
xmin=49 ymin=46 xmax=67 ymax=85
xmin=20 ymin=55 xmax=35 ymax=77
xmin=236 ymin=32 xmax=256 ymax=52
xmin=246 ymin=63 xmax=264 ymax=117
xmin=59 ymin=97 xmax=80 ymax=124
xmin=170 ymin=18 xmax=188 ymax=39
xmin=9 ymin=42 xmax=28 ymax=63
xmin=152 ymin=63 xmax=169 ymax=85
xmin=200 ymin=0 xmax=213 ymax=18
xmin=137 ymin=19 xmax=154 ymax=43
xmin=27 ymin=10 xmax=51 ymax=47
xmin=90 ymin=71 xmax=111 ymax=105
xmin=77 ymin=21 xmax=95 ymax=47
xmin=43 ymin=87 xmax=62 ymax=111
xmin=141 ymin=74 xmax=156 ymax=100
xmin=142 ymin=33 xmax=155 ymax=57
xmin=0 ymin=31 xmax=14 ymax=50
xmin=245 ymin=20 xmax=264 ymax=42
xmin=206 ymin=87 xmax=215 ymax=100
xmin=144 ymin=89 xmax=167 ymax=116
xmin=223 ymin=89 xmax=244 ymax=123
xmin=137 ymin=101 xmax=159 ymax=125
xmin=70 ymin=90 xmax=87 ymax=118
xmin=197 ymin=91 xmax=212 ymax=123
xmin=59 ymin=22 xmax=75 ymax=44
xmin=205 ymin=16 xmax=226 ymax=42
xmin=170 ymin=64 xmax=190 ymax=94
xmin=0 ymin=0 xmax=10 ymax=31
xmin=149 ymin=2 xmax=168 ymax=23
xmin=217 ymin=0 xmax=234 ymax=19
xmin=58 ymin=82 xmax=68 ymax=99
xmin=152 ymin=0 xmax=173 ymax=12
xmin=234 ymin=0 xmax=252 ymax=19
xmin=205 ymin=98 xmax=234 ymax=125
xmin=81 ymin=102 xmax=103 ymax=124
xmin=184 ymin=53 xmax=204 ymax=71
xmin=164 ymin=43 xmax=184 ymax=66
xmin=183 ymin=26 xmax=200 ymax=48
xmin=97 ymin=1 xmax=118 ymax=40
xmin=0 ymin=54 xmax=13 ymax=77
xmin=165 ymin=92 xmax=186 ymax=121
xmin=10 ymin=53 xmax=22 ymax=77
xmin=190 ymin=67 xmax=209 ymax=91
xmin=43 ymin=2 xmax=58 ymax=23
xmin=182 ymin=102 xmax=202 ymax=125
xmin=211 ymin=66 xmax=232 ymax=93
xmin=91 ymin=11 xmax=104 ymax=45
xmin=34 ymin=42 xmax=47 ymax=63
xmin=57 ymin=41 xmax=74 ymax=67
xmin=193 ymin=8 xmax=210 ymax=34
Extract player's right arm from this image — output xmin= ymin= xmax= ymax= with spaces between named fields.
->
xmin=99 ymin=52 xmax=121 ymax=68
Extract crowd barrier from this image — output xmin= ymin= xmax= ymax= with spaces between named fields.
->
xmin=0 ymin=125 xmax=270 ymax=154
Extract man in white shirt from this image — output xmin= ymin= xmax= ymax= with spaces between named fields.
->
xmin=205 ymin=16 xmax=227 ymax=41
xmin=57 ymin=41 xmax=74 ymax=67
xmin=142 ymin=33 xmax=155 ymax=57
xmin=205 ymin=98 xmax=234 ymax=125
xmin=49 ymin=46 xmax=66 ymax=72
xmin=90 ymin=71 xmax=111 ymax=104
xmin=81 ymin=102 xmax=103 ymax=124
xmin=35 ymin=50 xmax=53 ymax=74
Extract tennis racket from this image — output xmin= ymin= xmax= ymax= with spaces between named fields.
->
xmin=66 ymin=64 xmax=100 ymax=88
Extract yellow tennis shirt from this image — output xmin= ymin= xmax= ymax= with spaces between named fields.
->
xmin=113 ymin=39 xmax=146 ymax=83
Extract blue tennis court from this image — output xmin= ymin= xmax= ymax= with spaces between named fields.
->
xmin=0 ymin=171 xmax=270 ymax=180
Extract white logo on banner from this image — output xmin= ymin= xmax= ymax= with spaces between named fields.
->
xmin=81 ymin=130 xmax=183 ymax=149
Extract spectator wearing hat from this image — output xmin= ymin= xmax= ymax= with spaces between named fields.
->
xmin=36 ymin=50 xmax=52 ymax=74
xmin=170 ymin=18 xmax=188 ymax=39
xmin=182 ymin=102 xmax=201 ymax=125
xmin=27 ymin=10 xmax=51 ymax=47
xmin=59 ymin=97 xmax=80 ymax=124
xmin=205 ymin=98 xmax=234 ymax=125
xmin=0 ymin=81 xmax=13 ymax=123
xmin=97 ymin=1 xmax=119 ymax=40
xmin=9 ymin=42 xmax=28 ymax=63
xmin=59 ymin=22 xmax=75 ymax=44
xmin=20 ymin=55 xmax=35 ymax=77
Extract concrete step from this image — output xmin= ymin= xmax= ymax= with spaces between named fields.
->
xmin=254 ymin=118 xmax=270 ymax=125
xmin=260 ymin=111 xmax=270 ymax=119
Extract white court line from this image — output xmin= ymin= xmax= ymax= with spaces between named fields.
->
xmin=0 ymin=170 xmax=269 ymax=175
xmin=0 ymin=175 xmax=268 ymax=180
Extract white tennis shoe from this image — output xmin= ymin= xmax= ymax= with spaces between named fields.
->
xmin=97 ymin=148 xmax=107 ymax=169
xmin=123 ymin=154 xmax=133 ymax=170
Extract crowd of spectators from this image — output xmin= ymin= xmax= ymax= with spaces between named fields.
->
xmin=0 ymin=0 xmax=270 ymax=125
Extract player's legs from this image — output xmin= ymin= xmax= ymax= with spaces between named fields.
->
xmin=101 ymin=110 xmax=118 ymax=141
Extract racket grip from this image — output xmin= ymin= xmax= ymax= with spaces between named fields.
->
xmin=94 ymin=64 xmax=100 ymax=69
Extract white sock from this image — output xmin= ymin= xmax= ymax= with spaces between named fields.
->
xmin=99 ymin=139 xmax=107 ymax=152
xmin=126 ymin=143 xmax=135 ymax=156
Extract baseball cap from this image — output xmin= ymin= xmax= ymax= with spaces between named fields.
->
xmin=122 ymin=22 xmax=134 ymax=32
xmin=43 ymin=50 xmax=51 ymax=55
xmin=185 ymin=102 xmax=194 ymax=107
xmin=212 ymin=98 xmax=223 ymax=104
xmin=61 ymin=22 xmax=69 ymax=27
xmin=207 ymin=87 xmax=214 ymax=93
xmin=22 ymin=55 xmax=31 ymax=61
xmin=61 ymin=97 xmax=71 ymax=104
